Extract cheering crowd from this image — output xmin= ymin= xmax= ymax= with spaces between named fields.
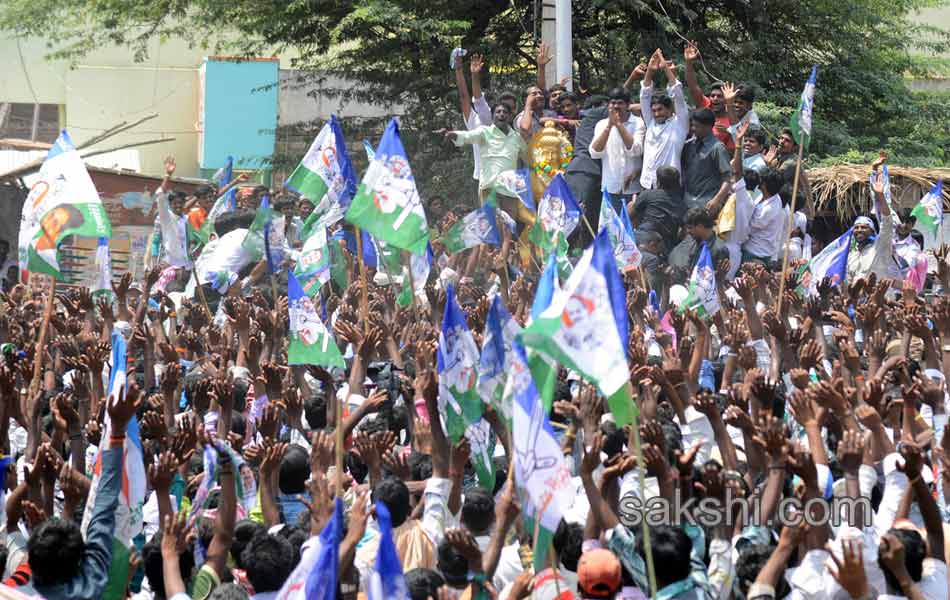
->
xmin=0 ymin=39 xmax=948 ymax=600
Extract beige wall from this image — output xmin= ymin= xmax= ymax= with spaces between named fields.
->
xmin=2 ymin=36 xmax=223 ymax=178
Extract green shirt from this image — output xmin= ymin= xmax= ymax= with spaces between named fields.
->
xmin=191 ymin=564 xmax=221 ymax=600
xmin=453 ymin=125 xmax=528 ymax=192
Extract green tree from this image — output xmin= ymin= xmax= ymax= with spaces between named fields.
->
xmin=4 ymin=0 xmax=948 ymax=197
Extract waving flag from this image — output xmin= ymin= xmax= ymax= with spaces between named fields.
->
xmin=242 ymin=194 xmax=274 ymax=262
xmin=598 ymin=191 xmax=642 ymax=271
xmin=869 ymin=164 xmax=899 ymax=225
xmin=93 ymin=237 xmax=112 ymax=298
xmin=369 ymin=501 xmax=410 ymax=600
xmin=495 ymin=168 xmax=535 ymax=211
xmin=212 ymin=155 xmax=237 ymax=211
xmin=306 ymin=497 xmax=344 ymax=600
xmin=510 ymin=340 xmax=574 ymax=571
xmin=443 ymin=194 xmax=501 ymax=254
xmin=477 ymin=295 xmax=522 ymax=423
xmin=346 ymin=118 xmax=429 ymax=255
xmin=528 ymin=251 xmax=560 ymax=411
xmin=286 ymin=115 xmax=357 ymax=214
xmin=263 ymin=208 xmax=286 ymax=273
xmin=81 ymin=331 xmax=146 ymax=600
xmin=288 ymin=271 xmax=345 ymax=369
xmin=294 ymin=227 xmax=331 ymax=297
xmin=911 ymin=180 xmax=944 ymax=238
xmin=438 ymin=284 xmax=494 ymax=490
xmin=529 ymin=174 xmax=580 ymax=250
xmin=789 ymin=66 xmax=817 ymax=150
xmin=397 ymin=242 xmax=433 ymax=308
xmin=799 ymin=228 xmax=852 ymax=296
xmin=18 ymin=130 xmax=112 ymax=281
xmin=682 ymin=243 xmax=720 ymax=317
xmin=521 ymin=229 xmax=633 ymax=426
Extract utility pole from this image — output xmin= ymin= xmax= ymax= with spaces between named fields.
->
xmin=555 ymin=0 xmax=572 ymax=90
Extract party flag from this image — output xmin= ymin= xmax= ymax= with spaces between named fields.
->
xmin=911 ymin=180 xmax=944 ymax=238
xmin=528 ymin=174 xmax=580 ymax=250
xmin=443 ymin=194 xmax=500 ymax=254
xmin=789 ymin=66 xmax=817 ymax=150
xmin=288 ymin=271 xmax=345 ymax=369
xmin=681 ymin=243 xmax=720 ymax=317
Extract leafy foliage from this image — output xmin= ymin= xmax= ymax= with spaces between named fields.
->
xmin=3 ymin=0 xmax=948 ymax=199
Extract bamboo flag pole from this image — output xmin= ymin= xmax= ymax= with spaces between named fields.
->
xmin=405 ymin=251 xmax=421 ymax=323
xmin=355 ymin=228 xmax=370 ymax=336
xmin=28 ymin=277 xmax=56 ymax=403
xmin=625 ymin=382 xmax=658 ymax=599
xmin=774 ymin=141 xmax=806 ymax=315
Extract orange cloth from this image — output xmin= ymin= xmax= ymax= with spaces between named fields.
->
xmin=188 ymin=207 xmax=208 ymax=231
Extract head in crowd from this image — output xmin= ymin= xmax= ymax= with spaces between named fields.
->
xmin=651 ymin=92 xmax=674 ymax=123
xmin=707 ymin=82 xmax=725 ymax=114
xmin=558 ymin=92 xmax=580 ymax=119
xmin=743 ymin=126 xmax=767 ymax=157
xmin=684 ymin=207 xmax=716 ymax=241
xmin=690 ymin=108 xmax=716 ymax=139
xmin=734 ymin=84 xmax=756 ymax=118
xmin=607 ymin=88 xmax=631 ymax=121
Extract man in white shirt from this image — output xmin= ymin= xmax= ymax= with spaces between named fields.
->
xmin=639 ymin=48 xmax=690 ymax=190
xmin=740 ymin=169 xmax=785 ymax=267
xmin=453 ymin=51 xmax=493 ymax=182
xmin=589 ymin=87 xmax=645 ymax=215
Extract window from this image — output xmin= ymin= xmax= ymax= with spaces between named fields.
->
xmin=0 ymin=103 xmax=62 ymax=143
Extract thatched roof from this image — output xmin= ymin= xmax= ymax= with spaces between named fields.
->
xmin=809 ymin=165 xmax=950 ymax=221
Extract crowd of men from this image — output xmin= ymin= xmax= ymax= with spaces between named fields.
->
xmin=0 ymin=39 xmax=946 ymax=600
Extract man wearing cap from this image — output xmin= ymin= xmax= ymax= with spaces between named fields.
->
xmin=847 ymin=174 xmax=895 ymax=283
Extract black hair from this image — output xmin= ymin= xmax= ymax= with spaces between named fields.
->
xmin=743 ymin=169 xmax=761 ymax=193
xmin=215 ymin=210 xmax=257 ymax=237
xmin=277 ymin=524 xmax=309 ymax=568
xmin=656 ymin=166 xmax=680 ymax=191
xmin=372 ymin=476 xmax=411 ymax=528
xmin=600 ymin=421 xmax=627 ymax=460
xmin=879 ymin=529 xmax=926 ymax=590
xmin=684 ymin=207 xmax=715 ymax=229
xmin=549 ymin=83 xmax=568 ymax=93
xmin=405 ymin=568 xmax=445 ymax=600
xmin=900 ymin=208 xmax=917 ymax=224
xmin=498 ymin=92 xmax=518 ymax=108
xmin=168 ymin=190 xmax=188 ymax=204
xmin=274 ymin=197 xmax=295 ymax=211
xmin=278 ymin=444 xmax=310 ymax=495
xmin=553 ymin=520 xmax=584 ymax=572
xmin=195 ymin=185 xmax=216 ymax=198
xmin=584 ymin=95 xmax=608 ymax=109
xmin=408 ymin=451 xmax=433 ymax=481
xmin=636 ymin=230 xmax=662 ymax=246
xmin=208 ymin=583 xmax=250 ymax=600
xmin=304 ymin=392 xmax=328 ymax=430
xmin=436 ymin=539 xmax=469 ymax=588
xmin=231 ymin=519 xmax=266 ymax=569
xmin=759 ymin=169 xmax=784 ymax=197
xmin=27 ymin=518 xmax=85 ymax=586
xmin=691 ymin=108 xmax=716 ymax=126
xmin=637 ymin=525 xmax=692 ymax=588
xmin=460 ymin=488 xmax=495 ymax=535
xmin=736 ymin=85 xmax=756 ymax=103
xmin=143 ymin=531 xmax=195 ymax=600
xmin=747 ymin=126 xmax=767 ymax=148
xmin=242 ymin=531 xmax=296 ymax=593
xmin=734 ymin=543 xmax=771 ymax=594
xmin=607 ymin=87 xmax=630 ymax=103
xmin=559 ymin=92 xmax=578 ymax=105
xmin=651 ymin=93 xmax=673 ymax=110
xmin=781 ymin=127 xmax=795 ymax=141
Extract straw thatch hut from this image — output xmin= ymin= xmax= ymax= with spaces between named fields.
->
xmin=809 ymin=165 xmax=950 ymax=222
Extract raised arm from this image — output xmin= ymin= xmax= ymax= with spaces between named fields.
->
xmin=205 ymin=444 xmax=237 ymax=580
xmin=683 ymin=42 xmax=706 ymax=107
xmin=536 ymin=43 xmax=552 ymax=91
xmin=454 ymin=52 xmax=474 ymax=121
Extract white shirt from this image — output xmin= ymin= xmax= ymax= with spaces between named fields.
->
xmin=742 ymin=193 xmax=785 ymax=259
xmin=722 ymin=179 xmax=755 ymax=279
xmin=465 ymin=94 xmax=493 ymax=181
xmin=589 ymin=114 xmax=645 ymax=194
xmin=639 ymin=81 xmax=690 ymax=189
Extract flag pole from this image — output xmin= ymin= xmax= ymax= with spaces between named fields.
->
xmin=774 ymin=141 xmax=806 ymax=315
xmin=28 ymin=276 xmax=56 ymax=404
xmin=405 ymin=251 xmax=421 ymax=323
xmin=190 ymin=268 xmax=213 ymax=320
xmin=581 ymin=212 xmax=597 ymax=240
xmin=354 ymin=227 xmax=370 ymax=336
xmin=626 ymin=383 xmax=658 ymax=599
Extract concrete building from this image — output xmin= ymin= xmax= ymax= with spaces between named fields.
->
xmin=0 ymin=34 xmax=390 ymax=181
